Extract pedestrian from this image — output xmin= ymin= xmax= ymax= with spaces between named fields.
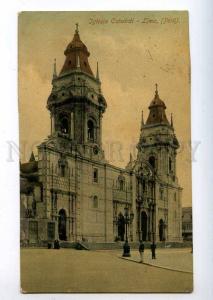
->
xmin=139 ymin=240 xmax=145 ymax=263
xmin=151 ymin=242 xmax=156 ymax=259
xmin=54 ymin=239 xmax=60 ymax=249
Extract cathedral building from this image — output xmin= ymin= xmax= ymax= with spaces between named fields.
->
xmin=20 ymin=26 xmax=182 ymax=246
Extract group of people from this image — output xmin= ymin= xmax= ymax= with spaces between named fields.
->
xmin=139 ymin=241 xmax=156 ymax=263
xmin=47 ymin=239 xmax=156 ymax=261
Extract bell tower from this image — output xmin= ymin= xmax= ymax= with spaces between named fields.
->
xmin=137 ymin=84 xmax=179 ymax=183
xmin=47 ymin=24 xmax=107 ymax=159
xmin=131 ymin=85 xmax=182 ymax=242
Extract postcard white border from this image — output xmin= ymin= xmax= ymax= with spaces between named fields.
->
xmin=0 ymin=0 xmax=213 ymax=299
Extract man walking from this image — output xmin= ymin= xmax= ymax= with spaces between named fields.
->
xmin=139 ymin=240 xmax=145 ymax=263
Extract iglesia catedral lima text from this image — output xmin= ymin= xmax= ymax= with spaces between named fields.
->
xmin=20 ymin=25 xmax=183 ymax=247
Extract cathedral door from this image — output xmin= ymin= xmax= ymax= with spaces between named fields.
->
xmin=117 ymin=213 xmax=125 ymax=241
xmin=58 ymin=209 xmax=67 ymax=241
xmin=141 ymin=211 xmax=147 ymax=241
xmin=159 ymin=219 xmax=164 ymax=241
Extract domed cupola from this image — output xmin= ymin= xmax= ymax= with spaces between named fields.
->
xmin=146 ymin=84 xmax=170 ymax=126
xmin=59 ymin=23 xmax=94 ymax=76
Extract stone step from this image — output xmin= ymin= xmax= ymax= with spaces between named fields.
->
xmin=59 ymin=241 xmax=192 ymax=250
xmin=21 ymin=240 xmax=192 ymax=249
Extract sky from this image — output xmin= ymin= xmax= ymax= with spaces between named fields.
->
xmin=19 ymin=11 xmax=191 ymax=206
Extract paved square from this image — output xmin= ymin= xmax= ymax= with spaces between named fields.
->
xmin=122 ymin=248 xmax=193 ymax=273
xmin=21 ymin=248 xmax=193 ymax=293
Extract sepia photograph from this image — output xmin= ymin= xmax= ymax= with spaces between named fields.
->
xmin=19 ymin=11 xmax=192 ymax=293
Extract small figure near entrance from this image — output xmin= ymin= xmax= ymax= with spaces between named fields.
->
xmin=150 ymin=242 xmax=156 ymax=259
xmin=139 ymin=240 xmax=145 ymax=263
xmin=54 ymin=239 xmax=60 ymax=249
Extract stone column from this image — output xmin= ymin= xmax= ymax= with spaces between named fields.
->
xmin=84 ymin=112 xmax=88 ymax=143
xmin=50 ymin=113 xmax=53 ymax=135
xmin=99 ymin=114 xmax=103 ymax=147
xmin=131 ymin=173 xmax=137 ymax=242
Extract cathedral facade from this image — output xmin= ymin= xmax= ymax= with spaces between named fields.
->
xmin=20 ymin=26 xmax=182 ymax=246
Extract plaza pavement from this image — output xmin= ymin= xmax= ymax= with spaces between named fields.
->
xmin=21 ymin=248 xmax=193 ymax=293
xmin=121 ymin=248 xmax=193 ymax=273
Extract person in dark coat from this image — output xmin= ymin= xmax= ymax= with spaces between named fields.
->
xmin=151 ymin=242 xmax=156 ymax=259
xmin=54 ymin=239 xmax=60 ymax=249
xmin=139 ymin=241 xmax=145 ymax=263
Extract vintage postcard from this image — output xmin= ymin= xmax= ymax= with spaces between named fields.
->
xmin=19 ymin=11 xmax=192 ymax=293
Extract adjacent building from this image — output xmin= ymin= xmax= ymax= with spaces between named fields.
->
xmin=182 ymin=207 xmax=192 ymax=241
xmin=20 ymin=26 xmax=183 ymax=246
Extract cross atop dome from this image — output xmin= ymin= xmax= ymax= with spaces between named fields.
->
xmin=75 ymin=22 xmax=79 ymax=33
xmin=155 ymin=83 xmax=159 ymax=97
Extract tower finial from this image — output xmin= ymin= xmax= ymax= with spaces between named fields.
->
xmin=52 ymin=58 xmax=57 ymax=80
xmin=96 ymin=61 xmax=100 ymax=81
xmin=155 ymin=83 xmax=159 ymax=96
xmin=171 ymin=113 xmax=173 ymax=128
xmin=75 ymin=23 xmax=79 ymax=33
xmin=29 ymin=151 xmax=35 ymax=162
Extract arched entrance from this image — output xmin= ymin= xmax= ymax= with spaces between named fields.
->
xmin=141 ymin=211 xmax=148 ymax=241
xmin=159 ymin=219 xmax=164 ymax=241
xmin=87 ymin=119 xmax=96 ymax=142
xmin=149 ymin=156 xmax=156 ymax=169
xmin=117 ymin=213 xmax=125 ymax=241
xmin=60 ymin=116 xmax=69 ymax=134
xmin=58 ymin=209 xmax=67 ymax=241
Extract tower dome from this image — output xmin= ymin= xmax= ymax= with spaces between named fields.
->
xmin=59 ymin=23 xmax=94 ymax=76
xmin=146 ymin=84 xmax=169 ymax=126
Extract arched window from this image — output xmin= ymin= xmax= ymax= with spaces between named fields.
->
xmin=61 ymin=164 xmax=65 ymax=177
xmin=160 ymin=188 xmax=163 ymax=200
xmin=88 ymin=119 xmax=95 ymax=142
xmin=149 ymin=156 xmax=155 ymax=169
xmin=58 ymin=157 xmax=67 ymax=177
xmin=142 ymin=180 xmax=146 ymax=192
xmin=93 ymin=168 xmax=98 ymax=183
xmin=119 ymin=179 xmax=124 ymax=191
xmin=93 ymin=196 xmax=98 ymax=208
xmin=118 ymin=175 xmax=125 ymax=191
xmin=60 ymin=117 xmax=69 ymax=134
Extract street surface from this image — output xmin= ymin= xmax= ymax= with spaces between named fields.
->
xmin=21 ymin=248 xmax=193 ymax=293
